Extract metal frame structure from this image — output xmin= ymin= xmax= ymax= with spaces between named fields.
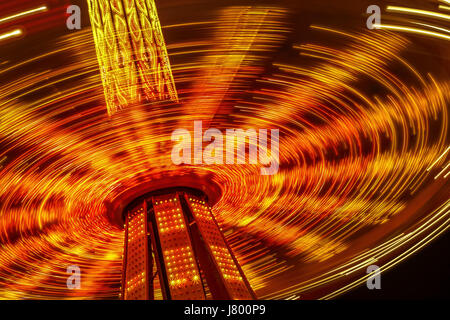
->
xmin=121 ymin=189 xmax=255 ymax=300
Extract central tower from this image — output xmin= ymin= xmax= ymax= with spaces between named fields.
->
xmin=121 ymin=188 xmax=255 ymax=300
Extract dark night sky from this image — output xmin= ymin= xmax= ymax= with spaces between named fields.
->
xmin=341 ymin=230 xmax=450 ymax=299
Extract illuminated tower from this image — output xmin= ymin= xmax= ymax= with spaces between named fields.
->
xmin=87 ymin=0 xmax=255 ymax=300
xmin=121 ymin=189 xmax=255 ymax=300
xmin=87 ymin=0 xmax=178 ymax=116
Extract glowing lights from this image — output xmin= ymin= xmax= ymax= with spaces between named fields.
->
xmin=0 ymin=29 xmax=22 ymax=42
xmin=87 ymin=0 xmax=178 ymax=116
xmin=153 ymin=195 xmax=205 ymax=299
xmin=123 ymin=206 xmax=148 ymax=299
xmin=165 ymin=246 xmax=199 ymax=286
xmin=380 ymin=3 xmax=450 ymax=41
xmin=0 ymin=6 xmax=48 ymax=24
xmin=373 ymin=24 xmax=450 ymax=41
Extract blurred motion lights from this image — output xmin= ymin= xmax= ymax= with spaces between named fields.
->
xmin=87 ymin=0 xmax=178 ymax=116
xmin=0 ymin=0 xmax=448 ymax=300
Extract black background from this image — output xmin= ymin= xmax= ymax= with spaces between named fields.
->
xmin=341 ymin=230 xmax=450 ymax=299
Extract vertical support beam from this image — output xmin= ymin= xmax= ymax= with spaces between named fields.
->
xmin=179 ymin=194 xmax=232 ymax=299
xmin=184 ymin=194 xmax=255 ymax=300
xmin=123 ymin=201 xmax=149 ymax=299
xmin=120 ymin=209 xmax=129 ymax=299
xmin=151 ymin=194 xmax=206 ymax=300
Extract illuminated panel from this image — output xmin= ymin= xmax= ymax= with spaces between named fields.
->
xmin=186 ymin=196 xmax=254 ymax=300
xmin=152 ymin=195 xmax=205 ymax=300
xmin=123 ymin=204 xmax=148 ymax=300
xmin=87 ymin=0 xmax=178 ymax=116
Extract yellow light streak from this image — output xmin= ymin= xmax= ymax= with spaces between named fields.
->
xmin=427 ymin=146 xmax=450 ymax=171
xmin=434 ymin=162 xmax=450 ymax=179
xmin=413 ymin=22 xmax=450 ymax=34
xmin=0 ymin=29 xmax=22 ymax=42
xmin=387 ymin=6 xmax=450 ymax=21
xmin=373 ymin=24 xmax=450 ymax=40
xmin=0 ymin=6 xmax=48 ymax=24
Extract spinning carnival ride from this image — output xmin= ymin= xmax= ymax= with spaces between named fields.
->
xmin=0 ymin=0 xmax=448 ymax=299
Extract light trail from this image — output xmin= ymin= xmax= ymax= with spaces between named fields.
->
xmin=387 ymin=6 xmax=450 ymax=21
xmin=373 ymin=24 xmax=450 ymax=41
xmin=0 ymin=29 xmax=22 ymax=42
xmin=435 ymin=162 xmax=450 ymax=179
xmin=412 ymin=22 xmax=450 ymax=34
xmin=0 ymin=6 xmax=48 ymax=24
